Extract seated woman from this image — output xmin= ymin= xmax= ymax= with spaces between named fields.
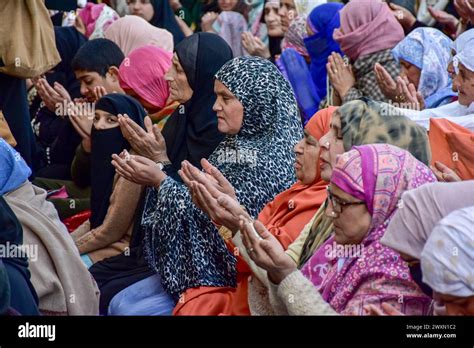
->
xmin=0 ymin=196 xmax=39 ymax=315
xmin=174 ymin=106 xmax=335 ymax=315
xmin=328 ymin=0 xmax=404 ymax=105
xmin=118 ymin=45 xmax=177 ymax=129
xmin=31 ymin=26 xmax=87 ymax=180
xmin=242 ymin=0 xmax=284 ymax=63
xmin=105 ymin=15 xmax=174 ymax=56
xmin=1 ymin=139 xmax=99 ymax=315
xmin=421 ymin=206 xmax=474 ymax=316
xmin=70 ymin=94 xmax=147 ymax=267
xmin=241 ymin=143 xmax=436 ymax=315
xmin=108 ymin=56 xmax=303 ymax=315
xmin=276 ymin=3 xmax=343 ymax=123
xmin=375 ymin=27 xmax=456 ymax=109
xmin=88 ymin=33 xmax=233 ymax=315
xmin=385 ymin=30 xmax=474 ymax=131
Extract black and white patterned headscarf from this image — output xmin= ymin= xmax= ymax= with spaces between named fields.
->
xmin=143 ymin=56 xmax=303 ymax=300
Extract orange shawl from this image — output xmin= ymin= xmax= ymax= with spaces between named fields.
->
xmin=429 ymin=118 xmax=474 ymax=180
xmin=173 ymin=107 xmax=336 ymax=315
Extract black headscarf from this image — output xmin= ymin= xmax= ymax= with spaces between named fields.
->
xmin=89 ymin=94 xmax=146 ymax=229
xmin=162 ymin=32 xmax=232 ymax=171
xmin=149 ymin=0 xmax=185 ymax=46
xmin=261 ymin=0 xmax=282 ymax=60
xmin=0 ymin=197 xmax=39 ymax=315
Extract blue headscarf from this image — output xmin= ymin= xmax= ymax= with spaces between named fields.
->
xmin=0 ymin=138 xmax=31 ymax=195
xmin=392 ymin=28 xmax=457 ymax=109
xmin=304 ymin=2 xmax=343 ymax=103
xmin=277 ymin=3 xmax=343 ymax=125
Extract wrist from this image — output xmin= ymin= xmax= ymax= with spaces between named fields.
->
xmin=268 ymin=267 xmax=296 ymax=285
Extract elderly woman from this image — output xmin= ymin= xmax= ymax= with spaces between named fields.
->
xmin=241 ymin=144 xmax=436 ymax=315
xmin=327 ymin=0 xmax=403 ymax=105
xmin=88 ymin=33 xmax=233 ymax=315
xmin=375 ymin=27 xmax=456 ymax=109
xmin=109 ymin=56 xmax=302 ymax=315
xmin=421 ymin=206 xmax=474 ymax=316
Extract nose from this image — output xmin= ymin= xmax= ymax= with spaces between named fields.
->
xmin=213 ymin=99 xmax=221 ymax=112
xmin=294 ymin=138 xmax=304 ymax=154
xmin=319 ymin=131 xmax=330 ymax=149
xmin=324 ymin=199 xmax=337 ymax=219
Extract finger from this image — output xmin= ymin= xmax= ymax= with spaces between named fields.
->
xmin=144 ymin=116 xmax=153 ymax=134
xmin=364 ymin=304 xmax=386 ymax=316
xmin=203 ymin=159 xmax=230 ymax=187
xmin=111 ymin=154 xmax=136 ymax=174
xmin=41 ymin=79 xmax=61 ymax=98
xmin=217 ymin=195 xmax=246 ymax=218
xmin=194 ymin=182 xmax=213 ymax=217
xmin=381 ymin=303 xmax=402 ymax=316
xmin=178 ymin=169 xmax=193 ymax=188
xmin=54 ymin=82 xmax=70 ymax=100
xmin=130 ymin=155 xmax=154 ymax=166
xmin=126 ymin=116 xmax=147 ymax=137
xmin=152 ymin=124 xmax=165 ymax=143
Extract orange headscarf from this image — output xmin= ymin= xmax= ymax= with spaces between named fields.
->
xmin=257 ymin=106 xmax=336 ymax=248
xmin=429 ymin=118 xmax=474 ymax=180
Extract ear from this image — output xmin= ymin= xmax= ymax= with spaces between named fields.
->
xmin=107 ymin=66 xmax=121 ymax=82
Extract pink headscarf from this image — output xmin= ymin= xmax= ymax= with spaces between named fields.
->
xmin=333 ymin=0 xmax=404 ymax=61
xmin=105 ymin=15 xmax=174 ymax=56
xmin=78 ymin=3 xmax=119 ymax=39
xmin=301 ymin=144 xmax=436 ymax=314
xmin=119 ymin=46 xmax=172 ymax=110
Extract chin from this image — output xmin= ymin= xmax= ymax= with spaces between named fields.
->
xmin=458 ymin=96 xmax=473 ymax=106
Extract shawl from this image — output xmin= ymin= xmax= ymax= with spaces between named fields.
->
xmin=78 ymin=3 xmax=119 ymax=39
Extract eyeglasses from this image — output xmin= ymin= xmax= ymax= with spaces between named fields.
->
xmin=326 ymin=186 xmax=365 ymax=217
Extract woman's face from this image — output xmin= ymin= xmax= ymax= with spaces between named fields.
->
xmin=265 ymin=2 xmax=284 ymax=37
xmin=325 ymin=183 xmax=371 ymax=245
xmin=278 ymin=0 xmax=296 ymax=33
xmin=93 ymin=109 xmax=119 ymax=130
xmin=318 ymin=111 xmax=345 ymax=182
xmin=165 ymin=53 xmax=193 ymax=104
xmin=399 ymin=59 xmax=421 ymax=90
xmin=293 ymin=130 xmax=321 ymax=184
xmin=213 ymin=80 xmax=244 ymax=135
xmin=128 ymin=0 xmax=154 ymax=22
xmin=218 ymin=0 xmax=238 ymax=11
xmin=452 ymin=62 xmax=474 ymax=107
xmin=434 ymin=292 xmax=474 ymax=316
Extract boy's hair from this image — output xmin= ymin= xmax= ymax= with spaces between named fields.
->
xmin=71 ymin=38 xmax=125 ymax=76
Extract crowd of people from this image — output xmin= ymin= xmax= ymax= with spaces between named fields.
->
xmin=0 ymin=0 xmax=473 ymax=316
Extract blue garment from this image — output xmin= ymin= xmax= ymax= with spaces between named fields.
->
xmin=80 ymin=254 xmax=94 ymax=269
xmin=108 ymin=274 xmax=174 ymax=316
xmin=0 ymin=139 xmax=31 ymax=195
xmin=392 ymin=28 xmax=457 ymax=109
xmin=277 ymin=3 xmax=343 ymax=124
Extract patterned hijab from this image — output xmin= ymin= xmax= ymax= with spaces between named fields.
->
xmin=143 ymin=56 xmax=302 ymax=300
xmin=78 ymin=3 xmax=119 ymax=39
xmin=392 ymin=28 xmax=456 ymax=108
xmin=302 ymin=144 xmax=436 ymax=314
xmin=281 ymin=16 xmax=309 ymax=57
xmin=339 ymin=99 xmax=432 ymax=165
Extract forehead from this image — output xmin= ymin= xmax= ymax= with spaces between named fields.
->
xmin=329 ymin=182 xmax=357 ymax=201
xmin=75 ymin=70 xmax=100 ymax=79
xmin=214 ymin=79 xmax=233 ymax=95
xmin=459 ymin=62 xmax=474 ymax=77
xmin=95 ymin=109 xmax=115 ymax=117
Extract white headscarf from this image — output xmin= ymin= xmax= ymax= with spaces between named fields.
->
xmin=421 ymin=206 xmax=474 ymax=297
